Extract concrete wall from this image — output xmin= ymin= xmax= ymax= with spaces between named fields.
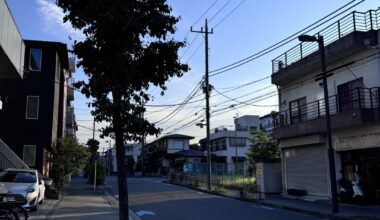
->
xmin=0 ymin=0 xmax=24 ymax=78
xmin=278 ymin=48 xmax=380 ymax=114
xmin=167 ymin=138 xmax=189 ymax=153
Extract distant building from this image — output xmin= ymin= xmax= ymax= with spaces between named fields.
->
xmin=199 ymin=115 xmax=260 ymax=165
xmin=259 ymin=112 xmax=277 ymax=137
xmin=142 ymin=134 xmax=198 ymax=175
xmin=108 ymin=143 xmax=141 ymax=173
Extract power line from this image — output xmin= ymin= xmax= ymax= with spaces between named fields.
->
xmin=212 ymin=0 xmax=245 ymax=29
xmin=209 ymin=0 xmax=233 ymax=23
xmin=214 ymin=87 xmax=278 ymax=107
xmin=208 ymin=0 xmax=364 ymax=77
xmin=186 ymin=39 xmax=205 ymax=63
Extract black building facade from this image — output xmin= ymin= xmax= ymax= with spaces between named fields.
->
xmin=0 ymin=40 xmax=69 ymax=175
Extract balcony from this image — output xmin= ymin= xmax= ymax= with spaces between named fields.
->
xmin=0 ymin=1 xmax=24 ymax=79
xmin=273 ymin=87 xmax=380 ymax=139
xmin=67 ymin=78 xmax=74 ymax=101
xmin=272 ymin=9 xmax=380 ymax=85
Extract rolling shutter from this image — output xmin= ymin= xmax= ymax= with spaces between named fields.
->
xmin=284 ymin=145 xmax=329 ymax=196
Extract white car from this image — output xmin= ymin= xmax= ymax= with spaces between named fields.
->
xmin=0 ymin=168 xmax=45 ymax=211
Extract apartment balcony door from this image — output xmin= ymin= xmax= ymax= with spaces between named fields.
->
xmin=337 ymin=78 xmax=363 ymax=112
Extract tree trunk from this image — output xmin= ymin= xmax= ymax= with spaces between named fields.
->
xmin=112 ymin=91 xmax=129 ymax=220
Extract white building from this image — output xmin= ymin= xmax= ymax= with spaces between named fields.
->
xmin=271 ymin=9 xmax=380 ymax=204
xmin=201 ymin=115 xmax=260 ymax=164
xmin=109 ymin=143 xmax=141 ymax=173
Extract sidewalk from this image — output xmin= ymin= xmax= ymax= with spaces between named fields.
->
xmin=46 ymin=177 xmax=120 ymax=220
xmin=261 ymin=194 xmax=380 ymax=220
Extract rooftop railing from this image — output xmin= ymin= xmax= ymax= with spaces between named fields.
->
xmin=272 ymin=9 xmax=380 ymax=74
xmin=273 ymin=87 xmax=380 ymax=128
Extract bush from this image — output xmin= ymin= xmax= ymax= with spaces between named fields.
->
xmin=87 ymin=161 xmax=106 ymax=185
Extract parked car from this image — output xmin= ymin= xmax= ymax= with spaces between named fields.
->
xmin=0 ymin=168 xmax=45 ymax=211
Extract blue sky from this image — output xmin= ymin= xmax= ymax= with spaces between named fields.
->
xmin=6 ymin=0 xmax=380 ymax=150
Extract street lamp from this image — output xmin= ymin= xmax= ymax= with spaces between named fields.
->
xmin=298 ymin=34 xmax=339 ymax=213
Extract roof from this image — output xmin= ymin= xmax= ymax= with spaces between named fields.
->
xmin=172 ymin=149 xmax=204 ymax=157
xmin=24 ymin=40 xmax=69 ymax=69
xmin=171 ymin=149 xmax=219 ymax=158
xmin=161 ymin=134 xmax=194 ymax=139
xmin=147 ymin=134 xmax=194 ymax=145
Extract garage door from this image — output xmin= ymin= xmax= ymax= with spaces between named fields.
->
xmin=284 ymin=145 xmax=329 ymax=196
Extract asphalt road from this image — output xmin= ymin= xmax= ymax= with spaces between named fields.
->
xmin=106 ymin=176 xmax=323 ymax=220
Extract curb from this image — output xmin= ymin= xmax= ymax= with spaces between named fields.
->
xmin=42 ymin=193 xmax=65 ymax=220
xmin=166 ymin=181 xmax=380 ymax=220
xmin=101 ymin=186 xmax=142 ymax=220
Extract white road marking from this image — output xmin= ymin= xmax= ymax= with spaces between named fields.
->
xmin=165 ymin=184 xmax=171 ymax=186
xmin=260 ymin=205 xmax=274 ymax=210
xmin=251 ymin=205 xmax=274 ymax=211
xmin=198 ymin=192 xmax=204 ymax=195
xmin=136 ymin=210 xmax=156 ymax=217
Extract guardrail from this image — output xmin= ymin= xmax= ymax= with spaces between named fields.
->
xmin=272 ymin=9 xmax=380 ymax=74
xmin=273 ymin=87 xmax=380 ymax=128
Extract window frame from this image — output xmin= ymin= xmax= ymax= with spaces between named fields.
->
xmin=23 ymin=145 xmax=37 ymax=166
xmin=289 ymin=97 xmax=307 ymax=124
xmin=229 ymin=137 xmax=246 ymax=147
xmin=29 ymin=48 xmax=42 ymax=71
xmin=25 ymin=96 xmax=39 ymax=120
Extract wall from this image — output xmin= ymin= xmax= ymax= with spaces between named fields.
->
xmin=167 ymin=138 xmax=189 ymax=153
xmin=278 ymin=48 xmax=380 ymax=115
xmin=0 ymin=0 xmax=24 ymax=78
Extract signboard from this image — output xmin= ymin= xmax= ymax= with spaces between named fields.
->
xmin=334 ymin=133 xmax=380 ymax=151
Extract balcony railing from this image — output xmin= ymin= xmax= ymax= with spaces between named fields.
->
xmin=274 ymin=87 xmax=380 ymax=128
xmin=272 ymin=8 xmax=380 ymax=74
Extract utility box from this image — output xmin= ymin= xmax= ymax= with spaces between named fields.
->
xmin=256 ymin=162 xmax=282 ymax=199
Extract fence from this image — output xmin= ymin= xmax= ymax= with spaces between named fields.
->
xmin=272 ymin=8 xmax=380 ymax=73
xmin=274 ymin=87 xmax=380 ymax=128
xmin=170 ymin=162 xmax=255 ymax=190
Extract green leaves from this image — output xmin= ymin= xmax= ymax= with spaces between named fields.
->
xmin=57 ymin=0 xmax=188 ymax=141
xmin=247 ymin=129 xmax=280 ymax=163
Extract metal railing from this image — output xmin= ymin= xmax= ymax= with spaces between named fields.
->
xmin=273 ymin=87 xmax=380 ymax=128
xmin=272 ymin=8 xmax=380 ymax=73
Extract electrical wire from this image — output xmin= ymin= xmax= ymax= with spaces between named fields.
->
xmin=208 ymin=0 xmax=364 ymax=77
xmin=212 ymin=0 xmax=246 ymax=29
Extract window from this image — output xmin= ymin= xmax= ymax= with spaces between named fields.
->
xmin=23 ymin=145 xmax=36 ymax=166
xmin=289 ymin=97 xmax=306 ymax=123
xmin=29 ymin=48 xmax=42 ymax=71
xmin=211 ymin=138 xmax=226 ymax=151
xmin=26 ymin=96 xmax=39 ymax=119
xmin=338 ymin=78 xmax=363 ymax=112
xmin=230 ymin=137 xmax=246 ymax=146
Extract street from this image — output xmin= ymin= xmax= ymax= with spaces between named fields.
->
xmin=106 ymin=176 xmax=323 ymax=220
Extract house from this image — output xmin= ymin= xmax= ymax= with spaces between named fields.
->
xmin=108 ymin=143 xmax=141 ymax=173
xmin=199 ymin=115 xmax=260 ymax=172
xmin=142 ymin=134 xmax=196 ymax=175
xmin=260 ymin=112 xmax=276 ymax=137
xmin=0 ymin=39 xmax=75 ymax=175
xmin=271 ymin=9 xmax=380 ymax=204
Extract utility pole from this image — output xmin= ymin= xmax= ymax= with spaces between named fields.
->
xmin=92 ymin=116 xmax=97 ymax=190
xmin=191 ymin=19 xmax=213 ymax=190
xmin=298 ymin=34 xmax=339 ymax=213
xmin=318 ymin=36 xmax=339 ymax=214
xmin=140 ymin=112 xmax=145 ymax=177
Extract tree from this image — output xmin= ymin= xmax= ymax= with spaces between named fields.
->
xmin=57 ymin=1 xmax=188 ymax=219
xmin=51 ymin=137 xmax=90 ymax=193
xmin=86 ymin=139 xmax=100 ymax=155
xmin=247 ymin=129 xmax=280 ymax=164
xmin=189 ymin=143 xmax=201 ymax=150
